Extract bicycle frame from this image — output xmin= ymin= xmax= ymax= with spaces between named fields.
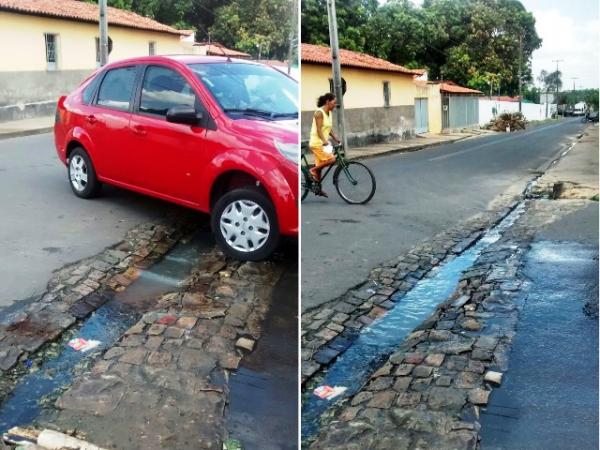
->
xmin=301 ymin=144 xmax=358 ymax=189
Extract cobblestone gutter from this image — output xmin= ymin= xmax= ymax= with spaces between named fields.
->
xmin=40 ymin=251 xmax=281 ymax=449
xmin=306 ymin=198 xmax=593 ymax=450
xmin=301 ymin=199 xmax=519 ymax=386
xmin=0 ymin=213 xmax=197 ymax=397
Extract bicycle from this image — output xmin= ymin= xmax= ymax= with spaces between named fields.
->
xmin=301 ymin=143 xmax=376 ymax=204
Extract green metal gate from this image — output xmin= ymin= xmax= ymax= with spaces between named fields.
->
xmin=414 ymin=98 xmax=429 ymax=134
xmin=442 ymin=94 xmax=479 ymax=130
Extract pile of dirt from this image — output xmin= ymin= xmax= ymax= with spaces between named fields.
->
xmin=485 ymin=112 xmax=527 ymax=132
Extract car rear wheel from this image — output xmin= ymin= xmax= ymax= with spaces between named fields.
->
xmin=68 ymin=147 xmax=101 ymax=198
xmin=211 ymin=187 xmax=280 ymax=261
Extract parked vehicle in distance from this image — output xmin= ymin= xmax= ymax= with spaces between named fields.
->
xmin=572 ymin=102 xmax=586 ymax=116
xmin=55 ymin=55 xmax=298 ymax=261
xmin=582 ymin=111 xmax=599 ymax=123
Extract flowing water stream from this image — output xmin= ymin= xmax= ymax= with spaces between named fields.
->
xmin=0 ymin=230 xmax=213 ymax=433
xmin=301 ymin=202 xmax=526 ymax=441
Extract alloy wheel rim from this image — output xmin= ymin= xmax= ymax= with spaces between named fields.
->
xmin=220 ymin=200 xmax=270 ymax=252
xmin=69 ymin=155 xmax=88 ymax=192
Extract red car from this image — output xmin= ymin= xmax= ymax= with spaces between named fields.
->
xmin=54 ymin=55 xmax=298 ymax=260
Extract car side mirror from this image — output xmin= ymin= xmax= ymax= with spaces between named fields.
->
xmin=166 ymin=105 xmax=203 ymax=125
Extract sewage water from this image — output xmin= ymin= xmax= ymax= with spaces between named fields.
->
xmin=480 ymin=241 xmax=599 ymax=450
xmin=0 ymin=229 xmax=213 ymax=433
xmin=226 ymin=244 xmax=298 ymax=450
xmin=301 ymin=204 xmax=525 ymax=442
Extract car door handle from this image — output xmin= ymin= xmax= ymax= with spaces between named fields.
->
xmin=132 ymin=125 xmax=147 ymax=136
xmin=86 ymin=114 xmax=97 ymax=124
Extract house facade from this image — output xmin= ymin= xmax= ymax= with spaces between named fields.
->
xmin=0 ymin=0 xmax=191 ymax=121
xmin=301 ymin=43 xmax=422 ymax=147
xmin=423 ymin=81 xmax=482 ymax=133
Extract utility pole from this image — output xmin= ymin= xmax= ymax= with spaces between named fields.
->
xmin=518 ymin=34 xmax=523 ymax=112
xmin=287 ymin=0 xmax=297 ymax=75
xmin=571 ymin=77 xmax=578 ymax=91
xmin=326 ymin=0 xmax=347 ymax=151
xmin=551 ymin=59 xmax=563 ymax=116
xmin=99 ymin=0 xmax=108 ymax=66
xmin=552 ymin=59 xmax=563 ymax=93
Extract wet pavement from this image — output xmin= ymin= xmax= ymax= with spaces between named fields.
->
xmin=227 ymin=241 xmax=298 ymax=450
xmin=0 ymin=212 xmax=297 ymax=450
xmin=0 ymin=228 xmax=211 ymax=434
xmin=302 ymin=204 xmax=525 ymax=441
xmin=480 ymin=243 xmax=598 ymax=449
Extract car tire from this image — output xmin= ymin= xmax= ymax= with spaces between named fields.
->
xmin=211 ymin=187 xmax=280 ymax=261
xmin=68 ymin=147 xmax=101 ymax=198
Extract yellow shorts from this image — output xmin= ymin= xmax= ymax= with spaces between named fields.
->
xmin=310 ymin=145 xmax=336 ymax=166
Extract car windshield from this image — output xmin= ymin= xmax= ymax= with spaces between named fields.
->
xmin=188 ymin=62 xmax=298 ymax=119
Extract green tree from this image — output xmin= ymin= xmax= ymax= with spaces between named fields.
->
xmin=435 ymin=0 xmax=541 ymax=94
xmin=301 ymin=0 xmax=378 ymax=51
xmin=301 ymin=0 xmax=542 ymax=95
xmin=556 ymin=89 xmax=599 ymax=110
xmin=210 ymin=0 xmax=295 ymax=60
xmin=523 ymin=84 xmax=541 ymax=103
xmin=544 ymin=70 xmax=562 ymax=93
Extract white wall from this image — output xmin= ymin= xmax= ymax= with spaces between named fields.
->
xmin=479 ymin=99 xmax=556 ymax=125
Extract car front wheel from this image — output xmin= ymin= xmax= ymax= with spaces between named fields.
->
xmin=211 ymin=187 xmax=280 ymax=261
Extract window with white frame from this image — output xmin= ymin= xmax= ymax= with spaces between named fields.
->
xmin=149 ymin=41 xmax=156 ymax=56
xmin=95 ymin=37 xmax=100 ymax=66
xmin=383 ymin=81 xmax=390 ymax=107
xmin=44 ymin=33 xmax=58 ymax=70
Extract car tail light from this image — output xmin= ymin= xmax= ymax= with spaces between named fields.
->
xmin=55 ymin=95 xmax=67 ymax=124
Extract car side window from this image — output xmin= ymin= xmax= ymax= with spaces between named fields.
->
xmin=96 ymin=66 xmax=137 ymax=111
xmin=139 ymin=66 xmax=197 ymax=117
xmin=82 ymin=74 xmax=101 ymax=104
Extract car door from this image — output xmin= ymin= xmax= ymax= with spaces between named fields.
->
xmin=128 ymin=64 xmax=213 ymax=203
xmin=87 ymin=65 xmax=139 ymax=183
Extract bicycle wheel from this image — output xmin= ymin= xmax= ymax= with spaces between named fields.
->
xmin=301 ymin=169 xmax=311 ymax=201
xmin=333 ymin=161 xmax=376 ymax=204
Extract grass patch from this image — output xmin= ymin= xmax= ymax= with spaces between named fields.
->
xmin=590 ymin=194 xmax=599 ymax=202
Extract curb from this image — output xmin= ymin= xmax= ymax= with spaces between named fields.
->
xmin=302 ymin=134 xmax=481 ymax=164
xmin=348 ymin=134 xmax=475 ymax=162
xmin=0 ymin=126 xmax=53 ymax=140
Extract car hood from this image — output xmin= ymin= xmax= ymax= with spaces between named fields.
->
xmin=230 ymin=118 xmax=299 ymax=144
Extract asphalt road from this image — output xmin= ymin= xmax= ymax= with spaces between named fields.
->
xmin=301 ymin=118 xmax=588 ymax=310
xmin=0 ymin=132 xmax=188 ymax=309
xmin=480 ymin=205 xmax=598 ymax=450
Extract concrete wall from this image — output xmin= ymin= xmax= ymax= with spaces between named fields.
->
xmin=427 ymin=85 xmax=442 ymax=133
xmin=479 ymin=99 xmax=556 ymax=125
xmin=302 ymin=105 xmax=415 ymax=148
xmin=0 ymin=70 xmax=92 ymax=121
xmin=301 ymin=63 xmax=417 ymax=147
xmin=0 ymin=11 xmax=186 ymax=121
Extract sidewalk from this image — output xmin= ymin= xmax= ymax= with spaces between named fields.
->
xmin=0 ymin=116 xmax=54 ymax=140
xmin=303 ymin=129 xmax=494 ymax=163
xmin=532 ymin=123 xmax=599 ymax=199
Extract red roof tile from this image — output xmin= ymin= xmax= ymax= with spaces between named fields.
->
xmin=492 ymin=95 xmax=520 ymax=102
xmin=0 ymin=0 xmax=188 ymax=35
xmin=430 ymin=81 xmax=482 ymax=95
xmin=194 ymin=42 xmax=250 ymax=58
xmin=301 ymin=43 xmax=422 ymax=75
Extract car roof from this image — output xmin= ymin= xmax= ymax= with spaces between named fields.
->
xmin=106 ymin=54 xmax=262 ymax=67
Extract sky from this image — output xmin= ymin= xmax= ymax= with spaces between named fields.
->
xmin=519 ymin=0 xmax=599 ymax=89
xmin=405 ymin=0 xmax=599 ymax=89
